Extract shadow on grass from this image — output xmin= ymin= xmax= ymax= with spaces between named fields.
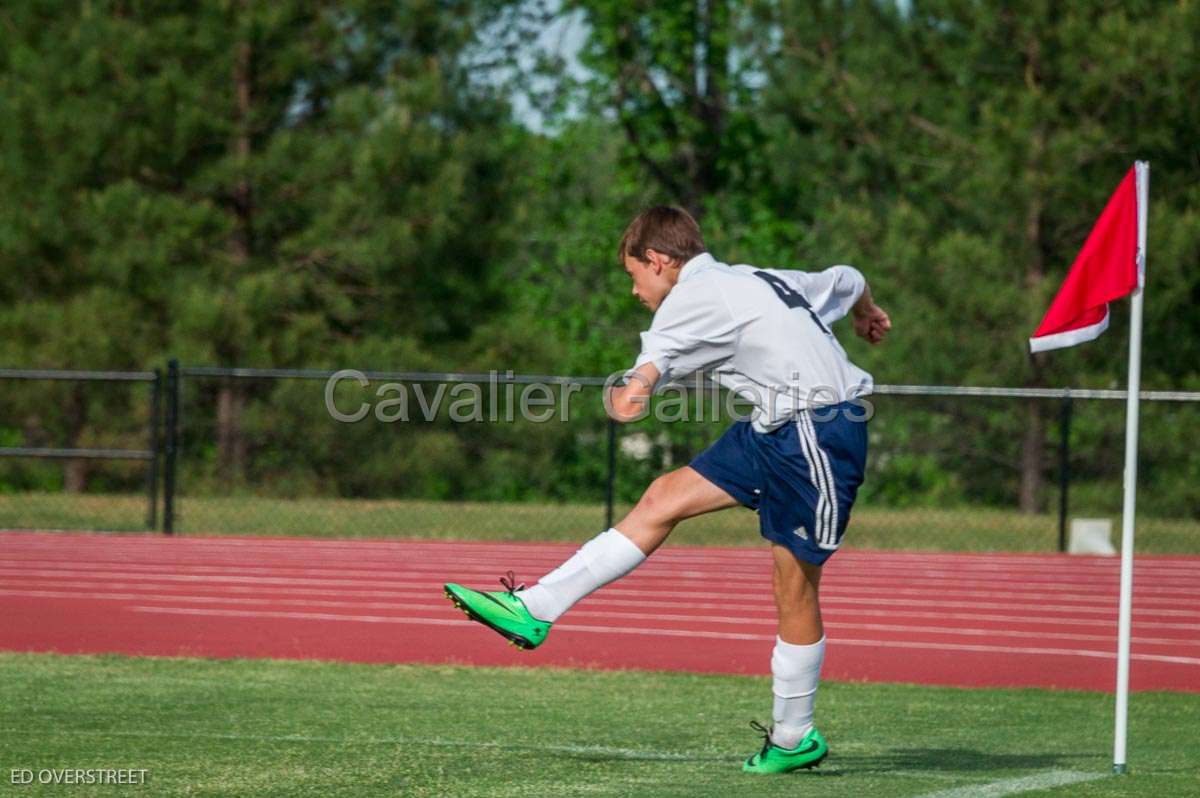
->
xmin=526 ymin=746 xmax=1100 ymax=772
xmin=555 ymin=751 xmax=735 ymax=764
xmin=840 ymin=748 xmax=1095 ymax=774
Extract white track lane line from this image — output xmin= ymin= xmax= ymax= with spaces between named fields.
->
xmin=5 ymin=570 xmax=1198 ymax=618
xmin=124 ymin=606 xmax=1200 ymax=666
xmin=6 ymin=563 xmax=1197 ymax=604
xmin=0 ymin=542 xmax=1187 ymax=566
xmin=0 ymin=586 xmax=1189 ymax=645
xmin=7 ymin=535 xmax=1199 ymax=574
xmin=9 ymin=559 xmax=1200 ymax=604
xmin=9 ymin=559 xmax=1200 ymax=597
xmin=7 ymin=577 xmax=1200 ymax=631
xmin=5 ymin=553 xmax=1198 ymax=593
xmin=7 ymin=531 xmax=1198 ymax=566
xmin=17 ymin=543 xmax=1199 ymax=577
xmin=6 ymin=587 xmax=1197 ymax=648
xmin=4 ymin=555 xmax=1198 ymax=593
xmin=0 ymin=531 xmax=1154 ymax=556
xmin=5 ymin=566 xmax=1197 ymax=605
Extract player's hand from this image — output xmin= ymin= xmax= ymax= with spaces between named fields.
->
xmin=853 ymin=302 xmax=891 ymax=345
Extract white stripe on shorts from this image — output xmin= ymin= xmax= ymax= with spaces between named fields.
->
xmin=793 ymin=418 xmax=824 ymax=542
xmin=795 ymin=414 xmax=832 ymax=546
xmin=801 ymin=412 xmax=839 ymax=549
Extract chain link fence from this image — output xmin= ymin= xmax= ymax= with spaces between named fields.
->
xmin=171 ymin=366 xmax=615 ymax=540
xmin=1 ymin=365 xmax=1197 ymax=554
xmin=0 ymin=369 xmax=161 ymax=532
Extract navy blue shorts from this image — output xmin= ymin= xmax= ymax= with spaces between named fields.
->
xmin=690 ymin=402 xmax=868 ymax=566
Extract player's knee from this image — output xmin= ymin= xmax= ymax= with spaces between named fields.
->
xmin=774 ymin=578 xmax=819 ymax=612
xmin=638 ymin=473 xmax=686 ymax=525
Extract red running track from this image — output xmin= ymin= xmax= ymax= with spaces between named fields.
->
xmin=1 ymin=531 xmax=1198 ymax=692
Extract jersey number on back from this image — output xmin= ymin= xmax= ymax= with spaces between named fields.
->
xmin=753 ymin=271 xmax=831 ymax=336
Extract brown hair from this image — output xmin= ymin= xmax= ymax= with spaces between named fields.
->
xmin=617 ymin=206 xmax=706 ymax=266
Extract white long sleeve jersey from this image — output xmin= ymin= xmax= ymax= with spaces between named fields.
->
xmin=631 ymin=252 xmax=874 ymax=432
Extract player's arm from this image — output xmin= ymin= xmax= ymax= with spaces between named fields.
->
xmin=743 ymin=263 xmax=890 ymax=344
xmin=850 ymin=279 xmax=891 ymax=345
xmin=609 ymin=282 xmax=739 ymax=423
xmin=605 ymin=361 xmax=660 ymax=423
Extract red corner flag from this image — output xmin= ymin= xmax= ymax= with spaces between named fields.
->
xmin=1029 ymin=165 xmax=1146 ymax=352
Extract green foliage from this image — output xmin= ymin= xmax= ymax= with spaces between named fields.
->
xmin=1 ymin=0 xmax=1198 ymax=523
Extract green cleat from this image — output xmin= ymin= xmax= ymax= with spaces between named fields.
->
xmin=742 ymin=721 xmax=829 ymax=774
xmin=443 ymin=571 xmax=552 ymax=651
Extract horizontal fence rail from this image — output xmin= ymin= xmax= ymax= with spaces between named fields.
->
xmin=177 ymin=366 xmax=1200 ymax=403
xmin=2 ymin=364 xmax=1199 ymax=546
xmin=179 ymin=366 xmax=613 ymax=386
xmin=0 ymin=368 xmax=156 ymax=382
xmin=0 ymin=447 xmax=154 ymax=460
xmin=873 ymin=384 xmax=1200 ymax=402
xmin=0 ymin=367 xmax=162 ymax=531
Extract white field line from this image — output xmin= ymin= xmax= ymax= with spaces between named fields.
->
xmin=7 ymin=577 xmax=1200 ymax=631
xmin=0 ymin=727 xmax=725 ymax=763
xmin=0 ymin=724 xmax=1055 ymax=783
xmin=6 ymin=587 xmax=1198 ymax=649
xmin=912 ymin=769 xmax=1106 ymax=798
xmin=5 ymin=569 xmax=1198 ymax=618
xmin=0 ymin=724 xmax=969 ymax=778
xmin=125 ymin=606 xmax=1200 ymax=666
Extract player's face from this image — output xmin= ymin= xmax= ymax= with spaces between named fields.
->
xmin=623 ymin=253 xmax=673 ymax=312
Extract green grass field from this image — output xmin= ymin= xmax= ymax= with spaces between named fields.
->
xmin=2 ymin=491 xmax=1198 ymax=554
xmin=0 ymin=653 xmax=1196 ymax=797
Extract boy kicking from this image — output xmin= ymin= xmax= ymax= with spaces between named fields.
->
xmin=444 ymin=206 xmax=890 ymax=773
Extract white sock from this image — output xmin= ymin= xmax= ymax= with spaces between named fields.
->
xmin=515 ymin=528 xmax=646 ymax=623
xmin=770 ymin=635 xmax=825 ymax=749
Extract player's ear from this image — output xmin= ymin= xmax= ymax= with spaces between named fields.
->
xmin=644 ymin=249 xmax=667 ymax=273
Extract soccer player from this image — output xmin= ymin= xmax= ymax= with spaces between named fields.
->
xmin=445 ymin=206 xmax=890 ymax=773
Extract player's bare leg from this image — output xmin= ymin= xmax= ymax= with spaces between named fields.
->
xmin=615 ymin=465 xmax=740 ymax=555
xmin=509 ymin=465 xmax=737 ymax=620
xmin=444 ymin=466 xmax=737 ymax=647
xmin=743 ymin=544 xmax=830 ymax=772
xmin=772 ymin=544 xmax=823 ymax=644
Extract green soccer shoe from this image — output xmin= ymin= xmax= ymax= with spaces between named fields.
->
xmin=742 ymin=722 xmax=828 ymax=774
xmin=443 ymin=571 xmax=552 ymax=651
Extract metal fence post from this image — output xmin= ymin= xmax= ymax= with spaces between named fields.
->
xmin=605 ymin=417 xmax=617 ymax=529
xmin=163 ymin=359 xmax=179 ymax=535
xmin=1058 ymin=394 xmax=1073 ymax=552
xmin=145 ymin=368 xmax=162 ymax=530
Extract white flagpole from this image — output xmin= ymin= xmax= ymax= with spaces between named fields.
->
xmin=1113 ymin=160 xmax=1149 ymax=775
